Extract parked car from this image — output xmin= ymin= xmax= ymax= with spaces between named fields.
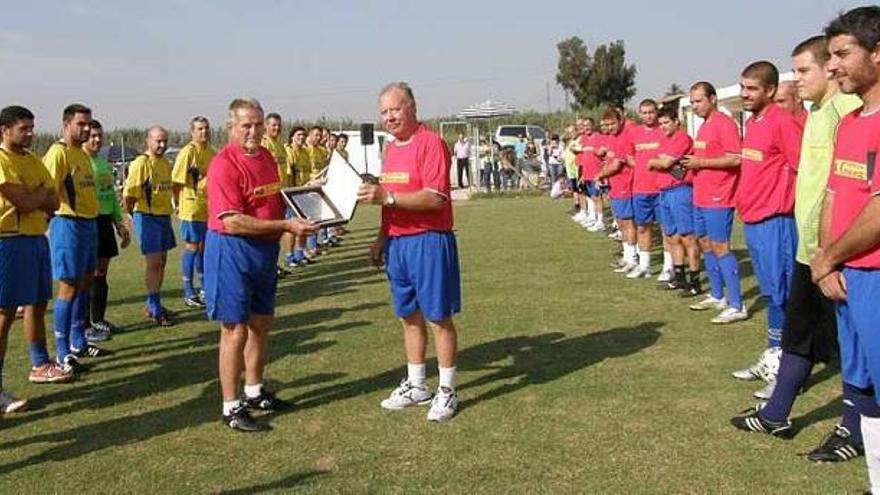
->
xmin=494 ymin=125 xmax=546 ymax=150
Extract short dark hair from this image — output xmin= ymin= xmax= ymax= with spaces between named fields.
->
xmin=825 ymin=6 xmax=880 ymax=52
xmin=741 ymin=60 xmax=779 ymax=88
xmin=337 ymin=133 xmax=348 ymax=142
xmin=190 ymin=115 xmax=209 ymax=128
xmin=288 ymin=126 xmax=306 ymax=140
xmin=690 ymin=81 xmax=717 ymax=98
xmin=90 ymin=119 xmax=103 ymax=130
xmin=658 ymin=106 xmax=678 ymax=121
xmin=266 ymin=112 xmax=282 ymax=122
xmin=584 ymin=117 xmax=595 ymax=126
xmin=63 ymin=103 xmax=91 ymax=122
xmin=310 ymin=125 xmax=323 ymax=133
xmin=0 ymin=106 xmax=34 ymax=128
xmin=639 ymin=99 xmax=658 ymax=109
xmin=792 ymin=35 xmax=830 ymax=65
xmin=601 ymin=108 xmax=621 ymax=121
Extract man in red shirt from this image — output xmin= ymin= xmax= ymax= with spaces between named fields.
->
xmin=575 ymin=118 xmax=608 ymax=231
xmin=204 ymin=97 xmax=316 ymax=432
xmin=775 ymin=81 xmax=808 ymax=128
xmin=731 ymin=61 xmax=803 ymax=394
xmin=596 ymin=108 xmax=637 ymax=271
xmin=811 ymin=7 xmax=880 ymax=486
xmin=682 ymin=82 xmax=746 ymax=324
xmin=357 ymin=82 xmax=461 ymax=423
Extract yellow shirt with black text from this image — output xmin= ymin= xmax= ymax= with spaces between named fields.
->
xmin=0 ymin=148 xmax=53 ymax=236
xmin=42 ymin=141 xmax=98 ymax=218
xmin=172 ymin=142 xmax=214 ymax=221
xmin=124 ymin=154 xmax=174 ymax=216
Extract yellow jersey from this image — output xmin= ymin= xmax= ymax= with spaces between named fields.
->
xmin=286 ymin=144 xmax=312 ymax=186
xmin=261 ymin=135 xmax=288 ymax=187
xmin=42 ymin=141 xmax=98 ymax=218
xmin=306 ymin=144 xmax=329 ymax=182
xmin=124 ymin=154 xmax=174 ymax=216
xmin=0 ymin=148 xmax=53 ymax=236
xmin=171 ymin=142 xmax=214 ymax=221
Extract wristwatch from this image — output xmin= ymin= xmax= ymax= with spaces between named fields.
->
xmin=384 ymin=191 xmax=396 ymax=207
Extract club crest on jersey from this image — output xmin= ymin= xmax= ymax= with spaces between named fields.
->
xmin=693 ymin=141 xmax=707 ymax=150
xmin=741 ymin=148 xmax=764 ymax=162
xmin=834 ymin=159 xmax=867 ymax=181
xmin=380 ymin=172 xmax=410 ymax=184
xmin=635 ymin=142 xmax=660 ymax=151
xmin=253 ymin=182 xmax=282 ymax=198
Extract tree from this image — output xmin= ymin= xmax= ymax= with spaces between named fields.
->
xmin=664 ymin=83 xmax=684 ymax=97
xmin=555 ymin=38 xmax=637 ymax=111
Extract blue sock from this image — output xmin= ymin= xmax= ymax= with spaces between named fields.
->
xmin=767 ymin=304 xmax=785 ymax=347
xmin=194 ymin=249 xmax=204 ymax=290
xmin=285 ymin=251 xmax=296 ymax=264
xmin=182 ymin=249 xmax=196 ymax=298
xmin=0 ymin=358 xmax=4 ymax=391
xmin=717 ymin=253 xmax=743 ymax=310
xmin=28 ymin=340 xmax=50 ymax=367
xmin=70 ymin=290 xmax=89 ymax=351
xmin=760 ymin=352 xmax=812 ymax=422
xmin=147 ymin=293 xmax=161 ymax=317
xmin=293 ymin=248 xmax=304 ymax=262
xmin=53 ymin=297 xmax=74 ymax=359
xmin=307 ymin=235 xmax=318 ymax=250
xmin=703 ymin=251 xmax=724 ymax=300
xmin=842 ymin=383 xmax=866 ymax=445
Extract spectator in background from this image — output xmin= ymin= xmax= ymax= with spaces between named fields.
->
xmin=477 ymin=139 xmax=495 ymax=192
xmin=775 ymin=81 xmax=808 ymax=128
xmin=545 ymin=134 xmax=564 ymax=187
xmin=453 ymin=134 xmax=472 ymax=189
xmin=336 ymin=133 xmax=349 ymax=161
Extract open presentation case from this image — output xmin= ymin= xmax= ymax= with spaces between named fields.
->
xmin=280 ymin=151 xmax=372 ymax=227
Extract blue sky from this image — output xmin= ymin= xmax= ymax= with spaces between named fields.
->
xmin=0 ymin=0 xmax=864 ymax=130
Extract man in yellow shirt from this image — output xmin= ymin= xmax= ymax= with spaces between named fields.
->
xmin=172 ymin=116 xmax=215 ymax=308
xmin=261 ymin=113 xmax=293 ymax=277
xmin=304 ymin=126 xmax=333 ymax=253
xmin=0 ymin=106 xmax=73 ymax=405
xmin=283 ymin=126 xmax=312 ymax=267
xmin=44 ymin=104 xmax=107 ymax=374
xmin=124 ymin=126 xmax=175 ymax=326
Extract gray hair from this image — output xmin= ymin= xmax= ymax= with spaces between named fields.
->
xmin=190 ymin=115 xmax=210 ymax=129
xmin=227 ymin=97 xmax=264 ymax=123
xmin=379 ymin=81 xmax=416 ymax=108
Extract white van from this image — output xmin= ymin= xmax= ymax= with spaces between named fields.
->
xmin=494 ymin=125 xmax=546 ymax=149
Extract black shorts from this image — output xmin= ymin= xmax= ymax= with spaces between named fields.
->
xmin=96 ymin=214 xmax=119 ymax=259
xmin=782 ymin=262 xmax=838 ymax=363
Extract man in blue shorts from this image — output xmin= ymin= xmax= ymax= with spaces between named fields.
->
xmin=206 ymin=97 xmax=315 ymax=432
xmin=124 ymin=126 xmax=176 ymax=326
xmin=358 ymin=82 xmax=462 ymax=423
xmin=43 ymin=104 xmax=109 ymax=374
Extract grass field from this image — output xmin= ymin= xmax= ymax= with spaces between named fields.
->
xmin=0 ymin=195 xmax=868 ymax=494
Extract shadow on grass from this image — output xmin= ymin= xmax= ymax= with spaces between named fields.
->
xmin=220 ymin=470 xmax=326 ymax=494
xmin=794 ymin=395 xmax=843 ymax=435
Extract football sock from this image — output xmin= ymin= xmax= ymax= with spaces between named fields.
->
xmin=702 ymin=252 xmax=724 ymax=300
xmin=843 ymin=383 xmax=865 ymax=445
xmin=439 ymin=366 xmax=456 ymax=391
xmin=28 ymin=340 xmax=50 ymax=367
xmin=182 ymin=249 xmax=196 ymax=298
xmin=638 ymin=250 xmax=651 ymax=270
xmin=222 ymin=400 xmax=240 ymax=416
xmin=244 ymin=383 xmax=263 ymax=399
xmin=408 ymin=362 xmax=426 ymax=388
xmin=760 ymin=352 xmax=812 ymax=423
xmin=53 ymin=297 xmax=73 ymax=359
xmin=194 ymin=249 xmax=204 ymax=290
xmin=717 ymin=253 xmax=743 ymax=310
xmin=663 ymin=251 xmax=673 ymax=272
xmin=69 ymin=290 xmax=89 ymax=351
xmin=91 ymin=275 xmax=109 ymax=323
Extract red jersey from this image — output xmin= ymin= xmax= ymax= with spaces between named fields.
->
xmin=604 ymin=132 xmax=634 ymax=199
xmin=692 ymin=110 xmax=741 ymax=208
xmin=656 ymin=130 xmax=694 ymax=190
xmin=577 ymin=133 xmax=604 ymax=180
xmin=629 ymin=124 xmax=664 ymax=194
xmin=207 ymin=143 xmax=285 ymax=242
xmin=381 ymin=124 xmax=453 ymax=237
xmin=827 ymin=108 xmax=880 ymax=269
xmin=737 ymin=104 xmax=803 ymax=223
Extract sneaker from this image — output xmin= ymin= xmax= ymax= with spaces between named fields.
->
xmin=29 ymin=362 xmax=75 ymax=384
xmin=223 ymin=403 xmax=271 ymax=432
xmin=276 ymin=265 xmax=291 ymax=279
xmin=732 ymin=347 xmax=782 ymax=382
xmin=664 ymin=278 xmax=687 ymax=291
xmin=572 ymin=211 xmax=587 ymax=222
xmin=807 ymin=425 xmax=865 ymax=463
xmin=426 ymin=386 xmax=459 ymax=423
xmin=183 ymin=296 xmax=205 ymax=309
xmin=608 ymin=230 xmax=622 ymax=241
xmin=579 ymin=218 xmax=595 ymax=228
xmin=625 ymin=265 xmax=651 ymax=279
xmin=689 ymin=295 xmax=727 ymax=311
xmin=380 ymin=379 xmax=433 ymax=410
xmin=145 ymin=309 xmax=174 ymax=328
xmin=613 ymin=261 xmax=637 ymax=274
xmin=711 ymin=306 xmax=749 ymax=324
xmin=586 ymin=223 xmax=605 ymax=233
xmin=730 ymin=405 xmax=793 ymax=439
xmin=656 ymin=269 xmax=673 ymax=283
xmin=91 ymin=320 xmax=116 ymax=333
xmin=73 ymin=344 xmax=113 ymax=359
xmin=753 ymin=378 xmax=777 ymax=401
xmin=59 ymin=355 xmax=87 ymax=374
xmin=0 ymin=390 xmax=28 ymax=413
xmin=243 ymin=388 xmax=293 ymax=412
xmin=85 ymin=327 xmax=111 ymax=343
xmin=681 ymin=280 xmax=702 ymax=298
xmin=609 ymin=258 xmax=626 ymax=269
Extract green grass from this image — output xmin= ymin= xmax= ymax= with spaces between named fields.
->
xmin=0 ymin=196 xmax=867 ymax=493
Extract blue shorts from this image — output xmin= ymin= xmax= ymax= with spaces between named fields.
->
xmin=180 ymin=220 xmax=207 ymax=244
xmin=610 ymin=198 xmax=633 ymax=220
xmin=633 ymin=193 xmax=660 ymax=226
xmin=134 ymin=213 xmax=176 ymax=255
xmin=836 ymin=268 xmax=880 ymax=404
xmin=743 ymin=215 xmax=796 ymax=308
xmin=204 ymin=230 xmax=280 ymax=324
xmin=693 ymin=207 xmax=734 ymax=242
xmin=0 ymin=236 xmax=52 ymax=307
xmin=584 ymin=180 xmax=600 ymax=198
xmin=660 ymin=185 xmax=695 ymax=236
xmin=385 ymin=231 xmax=461 ymax=322
xmin=50 ymin=216 xmax=97 ymax=281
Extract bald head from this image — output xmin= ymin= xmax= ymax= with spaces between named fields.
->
xmin=145 ymin=125 xmax=168 ymax=157
xmin=774 ymin=81 xmax=803 ymax=115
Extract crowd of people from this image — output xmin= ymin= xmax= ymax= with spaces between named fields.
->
xmin=3 ymin=4 xmax=880 ymax=490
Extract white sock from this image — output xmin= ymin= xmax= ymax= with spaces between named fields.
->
xmin=587 ymin=200 xmax=596 ymax=218
xmin=863 ymin=415 xmax=880 ymax=493
xmin=244 ymin=383 xmax=263 ymax=399
xmin=408 ymin=362 xmax=426 ymax=388
xmin=438 ymin=366 xmax=456 ymax=391
xmin=222 ymin=399 xmax=240 ymax=416
xmin=639 ymin=250 xmax=651 ymax=270
xmin=663 ymin=251 xmax=673 ymax=271
xmin=596 ymin=212 xmax=604 ymax=225
xmin=623 ymin=243 xmax=637 ymax=263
